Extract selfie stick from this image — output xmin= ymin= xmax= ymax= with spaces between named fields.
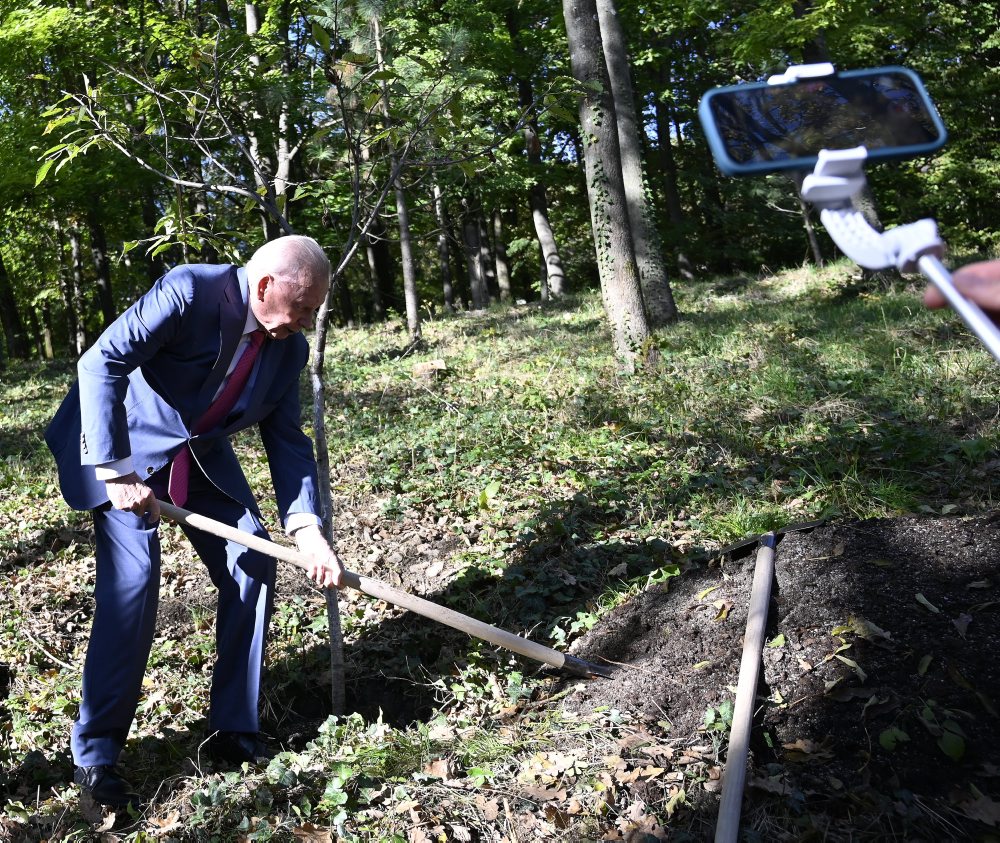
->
xmin=769 ymin=62 xmax=1000 ymax=364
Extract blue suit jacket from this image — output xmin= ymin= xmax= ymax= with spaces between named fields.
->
xmin=45 ymin=264 xmax=322 ymax=527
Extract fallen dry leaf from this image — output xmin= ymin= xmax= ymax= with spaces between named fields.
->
xmin=291 ymin=823 xmax=333 ymax=842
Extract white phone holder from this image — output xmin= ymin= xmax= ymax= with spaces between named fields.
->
xmin=773 ymin=65 xmax=1000 ymax=363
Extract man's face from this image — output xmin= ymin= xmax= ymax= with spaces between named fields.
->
xmin=251 ymin=274 xmax=328 ymax=340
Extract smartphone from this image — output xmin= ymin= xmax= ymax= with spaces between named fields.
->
xmin=698 ymin=66 xmax=947 ymax=176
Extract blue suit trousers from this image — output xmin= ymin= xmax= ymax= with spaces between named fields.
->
xmin=71 ymin=467 xmax=276 ymax=766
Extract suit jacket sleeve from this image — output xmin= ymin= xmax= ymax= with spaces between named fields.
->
xmin=257 ymin=359 xmax=324 ymax=529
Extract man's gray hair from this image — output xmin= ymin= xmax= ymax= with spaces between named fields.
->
xmin=247 ymin=235 xmax=330 ymax=288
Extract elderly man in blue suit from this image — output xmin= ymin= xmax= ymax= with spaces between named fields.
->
xmin=45 ymin=235 xmax=345 ymax=809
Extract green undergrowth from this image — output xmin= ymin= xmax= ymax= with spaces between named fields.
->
xmin=2 ymin=260 xmax=1000 ymax=839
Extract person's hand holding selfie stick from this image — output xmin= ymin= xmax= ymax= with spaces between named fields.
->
xmin=925 ymin=260 xmax=1000 ymax=328
xmin=699 ymin=63 xmax=1000 ymax=365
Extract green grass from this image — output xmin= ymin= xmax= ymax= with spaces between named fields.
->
xmin=2 ymin=259 xmax=1000 ymax=839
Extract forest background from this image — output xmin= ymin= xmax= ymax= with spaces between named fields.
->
xmin=0 ymin=0 xmax=997 ymax=363
xmin=2 ymin=0 xmax=1000 ymax=840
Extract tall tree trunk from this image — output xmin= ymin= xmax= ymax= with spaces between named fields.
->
xmin=462 ymin=199 xmax=490 ymax=310
xmin=478 ymin=215 xmax=499 ymax=302
xmin=365 ymin=215 xmax=396 ymax=321
xmin=562 ymin=0 xmax=653 ymax=371
xmin=653 ymin=61 xmax=694 ymax=280
xmin=53 ymin=218 xmax=79 ymax=356
xmin=68 ymin=224 xmax=88 ymax=355
xmin=87 ymin=210 xmax=115 ymax=328
xmin=40 ymin=302 xmax=55 ymax=359
xmin=243 ymin=1 xmax=289 ymax=241
xmin=374 ymin=17 xmax=421 ymax=344
xmin=505 ymin=11 xmax=566 ymax=298
xmin=309 ymin=283 xmax=346 ymax=717
xmin=0 ymin=250 xmax=30 ymax=360
xmin=596 ymin=0 xmax=677 ymax=325
xmin=799 ymin=195 xmax=824 ymax=266
xmin=432 ymin=181 xmax=456 ymax=312
xmin=493 ymin=208 xmax=512 ymax=303
xmin=462 ymin=211 xmax=488 ymax=310
xmin=336 ymin=277 xmax=355 ymax=328
xmin=538 ymin=249 xmax=549 ymax=302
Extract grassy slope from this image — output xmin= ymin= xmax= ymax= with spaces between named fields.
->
xmin=1 ymin=261 xmax=999 ymax=840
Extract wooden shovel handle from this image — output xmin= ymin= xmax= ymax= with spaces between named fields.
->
xmin=157 ymin=500 xmax=573 ymax=673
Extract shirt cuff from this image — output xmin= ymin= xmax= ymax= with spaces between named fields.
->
xmin=286 ymin=512 xmax=322 ymax=536
xmin=94 ymin=457 xmax=136 ymax=480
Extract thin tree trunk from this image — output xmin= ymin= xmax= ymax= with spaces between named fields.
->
xmin=478 ymin=216 xmax=499 ymax=302
xmin=53 ymin=218 xmax=78 ymax=356
xmin=365 ymin=215 xmax=395 ymax=321
xmin=373 ymin=18 xmax=421 ymax=344
xmin=40 ymin=302 xmax=55 ymax=359
xmin=493 ymin=208 xmax=512 ymax=303
xmin=562 ymin=0 xmax=653 ymax=371
xmin=0 ymin=250 xmax=30 ymax=360
xmin=68 ymin=224 xmax=88 ymax=355
xmin=505 ymin=11 xmax=566 ymax=298
xmin=462 ymin=212 xmax=488 ymax=310
xmin=799 ymin=195 xmax=824 ymax=266
xmin=336 ymin=277 xmax=356 ymax=328
xmin=87 ymin=210 xmax=115 ymax=328
xmin=538 ymin=248 xmax=549 ymax=302
xmin=309 ymin=285 xmax=346 ymax=717
xmin=596 ymin=0 xmax=677 ymax=325
xmin=432 ymin=181 xmax=456 ymax=312
xmin=654 ymin=61 xmax=694 ymax=280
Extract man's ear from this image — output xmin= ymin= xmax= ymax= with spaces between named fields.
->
xmin=255 ymin=274 xmax=272 ymax=300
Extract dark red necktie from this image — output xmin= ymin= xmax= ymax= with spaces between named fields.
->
xmin=168 ymin=329 xmax=266 ymax=508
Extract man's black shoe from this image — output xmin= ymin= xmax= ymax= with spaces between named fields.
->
xmin=74 ymin=765 xmax=141 ymax=809
xmin=206 ymin=731 xmax=275 ymax=765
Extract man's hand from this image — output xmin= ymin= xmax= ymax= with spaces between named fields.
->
xmin=294 ymin=525 xmax=346 ymax=589
xmin=106 ymin=473 xmax=160 ymax=522
xmin=925 ymin=259 xmax=1000 ymax=324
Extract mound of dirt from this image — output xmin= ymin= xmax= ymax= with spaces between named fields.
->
xmin=563 ymin=514 xmax=1000 ymax=839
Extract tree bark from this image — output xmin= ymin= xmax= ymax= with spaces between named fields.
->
xmin=653 ymin=61 xmax=694 ymax=280
xmin=478 ymin=215 xmax=499 ymax=302
xmin=0 ymin=250 xmax=30 ymax=360
xmin=462 ymin=211 xmax=488 ymax=310
xmin=493 ymin=208 xmax=512 ymax=303
xmin=365 ymin=215 xmax=396 ymax=321
xmin=505 ymin=11 xmax=566 ymax=298
xmin=68 ymin=224 xmax=88 ymax=355
xmin=562 ymin=0 xmax=653 ymax=371
xmin=87 ymin=209 xmax=115 ymax=328
xmin=596 ymin=0 xmax=677 ymax=324
xmin=374 ymin=17 xmax=421 ymax=344
xmin=309 ymin=285 xmax=346 ymax=717
xmin=799 ymin=195 xmax=824 ymax=266
xmin=432 ymin=181 xmax=456 ymax=312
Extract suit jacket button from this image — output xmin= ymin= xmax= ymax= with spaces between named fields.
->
xmin=146 ymin=466 xmax=155 ymax=475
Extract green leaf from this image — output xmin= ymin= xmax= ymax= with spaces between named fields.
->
xmin=34 ymin=158 xmax=55 ymax=187
xmin=918 ymin=654 xmax=933 ymax=676
xmin=833 ymin=654 xmax=867 ymax=682
xmin=937 ymin=730 xmax=965 ymax=761
xmin=766 ymin=633 xmax=786 ymax=648
xmin=879 ymin=726 xmax=910 ymax=751
xmin=916 ymin=593 xmax=941 ymax=613
xmin=311 ymin=22 xmax=331 ymax=52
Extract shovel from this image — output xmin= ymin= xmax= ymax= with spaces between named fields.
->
xmin=157 ymin=500 xmax=612 ymax=679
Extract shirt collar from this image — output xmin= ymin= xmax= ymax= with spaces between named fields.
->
xmin=237 ymin=267 xmax=263 ymax=335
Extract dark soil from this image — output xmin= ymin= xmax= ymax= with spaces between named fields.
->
xmin=563 ymin=514 xmax=1000 ymax=840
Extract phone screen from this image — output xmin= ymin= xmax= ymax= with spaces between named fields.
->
xmin=700 ymin=68 xmax=946 ymax=175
